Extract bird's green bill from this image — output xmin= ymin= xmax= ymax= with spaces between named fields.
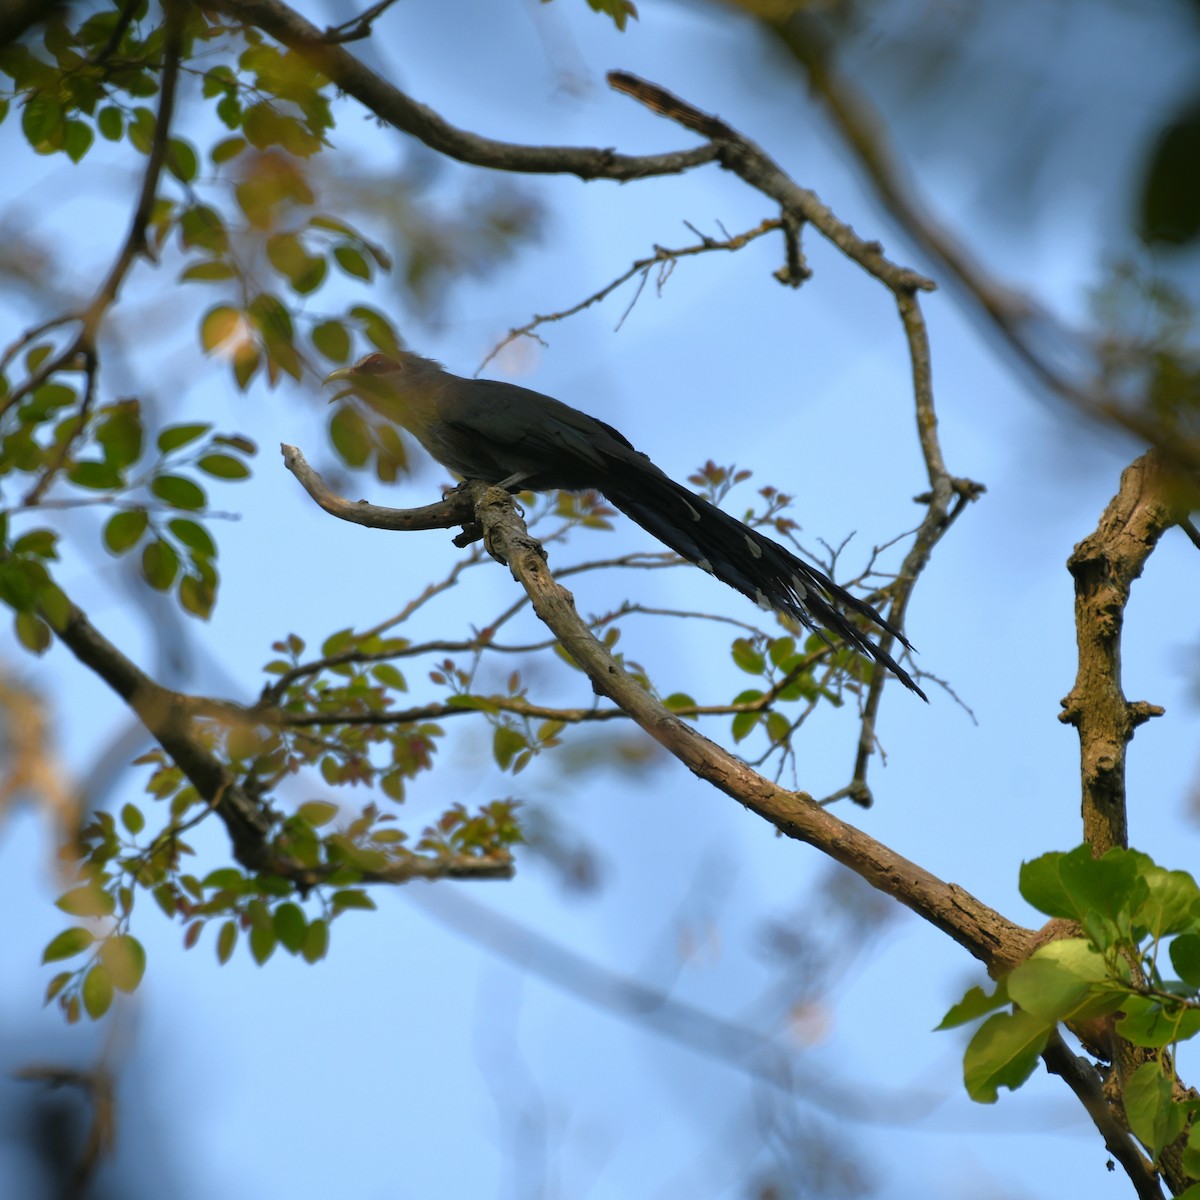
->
xmin=323 ymin=365 xmax=357 ymax=402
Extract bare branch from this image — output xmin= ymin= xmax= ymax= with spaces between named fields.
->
xmin=205 ymin=0 xmax=719 ymax=181
xmin=1041 ymin=1034 xmax=1164 ymax=1200
xmin=479 ymin=219 xmax=783 ymax=372
xmin=316 ymin=0 xmax=402 ymax=44
xmin=281 ymin=442 xmax=476 ymax=530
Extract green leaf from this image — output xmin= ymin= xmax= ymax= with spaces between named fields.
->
xmin=1170 ymin=933 xmax=1200 ymax=986
xmin=1183 ymin=1123 xmax=1200 ymax=1180
xmin=141 ymin=539 xmax=180 ymax=590
xmin=179 ymin=205 xmax=228 ymax=254
xmin=37 ymin=582 xmax=69 ymax=632
xmin=97 ymin=105 xmax=123 ymax=141
xmin=63 ymin=119 xmax=93 ymax=164
xmin=1019 ymin=845 xmax=1148 ymax=947
xmin=200 ymin=305 xmax=244 ymax=353
xmin=311 ymin=319 xmax=350 ymax=363
xmin=15 ymin=610 xmax=51 ymax=653
xmin=103 ymin=509 xmax=148 ymax=554
xmin=44 ymin=971 xmax=73 ymax=1005
xmin=329 ymin=405 xmax=371 ymax=468
xmin=297 ymin=800 xmax=338 ymax=827
xmin=731 ymin=638 xmax=765 ymax=674
xmin=179 ymin=573 xmax=216 ymax=618
xmin=371 ymin=663 xmax=406 ymax=691
xmin=1125 ymin=1060 xmax=1187 ymax=1159
xmin=127 ymin=106 xmax=156 ymax=154
xmin=274 ymin=902 xmax=307 ymax=953
xmin=211 ymin=135 xmax=246 ymax=164
xmin=43 ymin=926 xmax=95 ymax=963
xmin=202 ymin=868 xmax=246 ymax=890
xmin=333 ymin=244 xmax=370 ymax=280
xmin=216 ymin=920 xmax=237 ymax=964
xmin=180 ymin=260 xmax=237 ymax=283
xmin=233 ymin=343 xmax=260 ymax=389
xmin=493 ymin=725 xmax=527 ymax=771
xmin=1059 ymin=845 xmax=1146 ymax=925
xmin=166 ymin=137 xmax=198 ymax=182
xmin=1005 ymin=940 xmax=1113 ymax=1022
xmin=764 ymin=710 xmax=791 ymax=744
xmin=196 ymin=453 xmax=249 ymax=480
xmin=68 ymin=460 xmax=122 ymax=490
xmin=99 ymin=935 xmax=146 ymax=992
xmin=585 ymin=0 xmax=638 ymax=31
xmin=962 ymin=1009 xmax=1052 ymax=1103
xmin=330 ymin=889 xmax=375 ymax=913
xmin=291 ymin=256 xmax=327 ymax=296
xmin=302 ymin=918 xmax=329 ymax=963
xmin=31 ymin=381 xmax=76 ymax=413
xmin=216 ymin=93 xmax=242 ymax=130
xmin=81 ymin=964 xmax=113 ymax=1019
xmin=55 ymin=884 xmax=115 ymax=918
xmin=1117 ymin=995 xmax=1200 ymax=1047
xmin=157 ymin=423 xmax=211 ymax=453
xmin=1135 ymin=867 xmax=1200 ymax=938
xmin=13 ymin=529 xmax=57 ymax=557
xmin=167 ymin=517 xmax=216 ymax=557
xmin=249 ymin=923 xmax=277 ymax=965
xmin=730 ymin=710 xmax=761 ymax=742
xmin=936 ymin=980 xmax=1010 ymax=1030
xmin=350 ymin=304 xmax=401 ymax=355
xmin=120 ymin=803 xmax=144 ymax=834
xmin=151 ymin=474 xmax=206 ymax=511
xmin=95 ymin=402 xmax=144 ymax=468
xmin=23 ymin=95 xmax=63 ymax=151
xmin=319 ymin=628 xmax=352 ymax=658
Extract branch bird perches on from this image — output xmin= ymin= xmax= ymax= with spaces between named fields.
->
xmin=326 ymin=351 xmax=926 ymax=699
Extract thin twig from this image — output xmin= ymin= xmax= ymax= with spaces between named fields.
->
xmin=478 ymin=219 xmax=781 ymax=373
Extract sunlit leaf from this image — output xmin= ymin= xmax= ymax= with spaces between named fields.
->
xmin=42 ymin=926 xmax=95 ymax=963
xmin=81 ymin=964 xmax=113 ymax=1019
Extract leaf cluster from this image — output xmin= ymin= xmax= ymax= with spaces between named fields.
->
xmin=942 ymin=844 xmax=1200 ymax=1180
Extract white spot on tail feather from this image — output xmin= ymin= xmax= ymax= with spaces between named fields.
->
xmin=683 ymin=500 xmax=701 ymax=522
xmin=790 ymin=574 xmax=808 ymax=600
xmin=697 ymin=558 xmax=714 ymax=574
xmin=755 ymin=589 xmax=772 ymax=611
xmin=744 ymin=535 xmax=762 ymax=559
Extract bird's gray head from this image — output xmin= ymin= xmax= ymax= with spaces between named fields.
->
xmin=323 ymin=350 xmax=443 ymax=403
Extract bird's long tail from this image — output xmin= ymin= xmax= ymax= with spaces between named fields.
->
xmin=602 ymin=467 xmax=927 ymax=700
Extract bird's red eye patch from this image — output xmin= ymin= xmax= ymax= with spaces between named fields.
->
xmin=357 ymin=353 xmax=396 ymax=374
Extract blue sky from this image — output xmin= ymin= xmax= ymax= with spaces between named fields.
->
xmin=2 ymin=2 xmax=1199 ymax=1197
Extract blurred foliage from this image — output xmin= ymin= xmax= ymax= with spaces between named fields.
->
xmin=544 ymin=0 xmax=638 ymax=31
xmin=1093 ymin=259 xmax=1200 ymax=448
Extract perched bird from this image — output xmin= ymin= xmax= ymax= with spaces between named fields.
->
xmin=325 ymin=351 xmax=925 ymax=699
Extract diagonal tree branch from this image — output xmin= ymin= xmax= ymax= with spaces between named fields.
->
xmin=48 ymin=592 xmax=512 ymax=885
xmin=458 ymin=481 xmax=1033 ymax=973
xmin=203 ymin=0 xmax=719 ymax=180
